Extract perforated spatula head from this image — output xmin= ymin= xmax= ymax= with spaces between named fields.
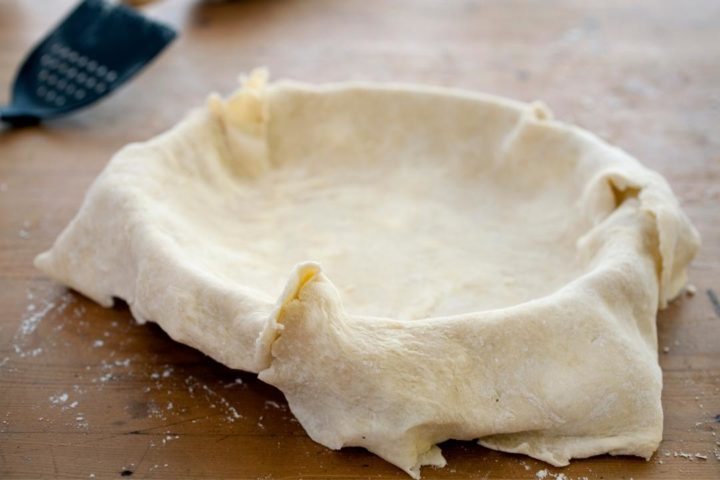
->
xmin=0 ymin=0 xmax=176 ymax=127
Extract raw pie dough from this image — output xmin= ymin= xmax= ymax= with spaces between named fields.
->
xmin=36 ymin=70 xmax=700 ymax=478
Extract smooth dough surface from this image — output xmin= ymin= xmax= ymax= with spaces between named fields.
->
xmin=36 ymin=71 xmax=700 ymax=478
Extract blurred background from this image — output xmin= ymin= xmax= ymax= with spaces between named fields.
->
xmin=2 ymin=0 xmax=719 ymax=168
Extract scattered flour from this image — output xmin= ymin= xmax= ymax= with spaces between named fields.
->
xmin=19 ymin=301 xmax=55 ymax=337
xmin=223 ymin=377 xmax=244 ymax=388
xmin=534 ymin=470 xmax=578 ymax=480
xmin=50 ymin=393 xmax=68 ymax=405
xmin=264 ymin=400 xmax=283 ymax=410
xmin=114 ymin=358 xmax=131 ymax=367
xmin=185 ymin=376 xmax=243 ymax=422
xmin=162 ymin=434 xmax=180 ymax=445
xmin=12 ymin=287 xmax=74 ymax=358
xmin=148 ymin=401 xmax=165 ymax=420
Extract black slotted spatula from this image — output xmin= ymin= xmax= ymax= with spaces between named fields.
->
xmin=0 ymin=0 xmax=176 ymax=127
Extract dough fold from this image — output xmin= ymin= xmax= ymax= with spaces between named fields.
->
xmin=35 ymin=71 xmax=700 ymax=478
xmin=258 ymin=202 xmax=669 ymax=477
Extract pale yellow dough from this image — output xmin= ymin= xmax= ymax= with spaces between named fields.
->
xmin=36 ymin=71 xmax=700 ymax=478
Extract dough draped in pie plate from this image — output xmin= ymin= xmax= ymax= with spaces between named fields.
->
xmin=36 ymin=70 xmax=700 ymax=478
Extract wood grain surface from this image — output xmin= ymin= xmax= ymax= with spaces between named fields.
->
xmin=1 ymin=0 xmax=719 ymax=478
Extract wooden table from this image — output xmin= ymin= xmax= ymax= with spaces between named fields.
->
xmin=1 ymin=0 xmax=718 ymax=478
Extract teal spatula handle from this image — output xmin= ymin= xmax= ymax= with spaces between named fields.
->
xmin=0 ymin=106 xmax=41 ymax=127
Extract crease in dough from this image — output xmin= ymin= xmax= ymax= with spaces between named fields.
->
xmin=35 ymin=70 xmax=700 ymax=478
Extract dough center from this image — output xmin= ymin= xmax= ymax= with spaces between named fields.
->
xmin=171 ymin=161 xmax=585 ymax=319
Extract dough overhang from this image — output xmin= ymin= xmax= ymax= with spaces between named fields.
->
xmin=35 ymin=70 xmax=700 ymax=478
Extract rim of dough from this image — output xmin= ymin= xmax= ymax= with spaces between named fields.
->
xmin=35 ymin=70 xmax=700 ymax=478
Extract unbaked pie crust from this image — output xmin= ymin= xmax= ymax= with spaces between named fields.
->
xmin=36 ymin=70 xmax=700 ymax=478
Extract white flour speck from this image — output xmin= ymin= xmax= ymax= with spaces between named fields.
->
xmin=223 ymin=377 xmax=244 ymax=388
xmin=50 ymin=393 xmax=68 ymax=405
xmin=114 ymin=358 xmax=131 ymax=367
xmin=92 ymin=339 xmax=104 ymax=348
